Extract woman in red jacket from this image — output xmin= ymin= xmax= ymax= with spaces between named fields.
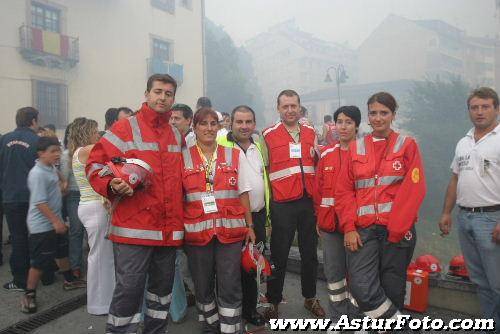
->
xmin=335 ymin=92 xmax=426 ymax=323
xmin=181 ymin=108 xmax=255 ymax=334
xmin=315 ymin=106 xmax=362 ymax=327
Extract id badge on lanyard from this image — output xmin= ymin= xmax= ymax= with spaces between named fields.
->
xmin=201 ymin=193 xmax=218 ymax=214
xmin=289 ymin=143 xmax=302 ymax=158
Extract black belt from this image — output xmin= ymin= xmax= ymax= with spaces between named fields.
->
xmin=459 ymin=205 xmax=500 ymax=213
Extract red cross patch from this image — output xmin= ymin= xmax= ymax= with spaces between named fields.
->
xmin=404 ymin=230 xmax=413 ymax=241
xmin=228 ymin=177 xmax=237 ymax=186
xmin=392 ymin=160 xmax=402 ymax=171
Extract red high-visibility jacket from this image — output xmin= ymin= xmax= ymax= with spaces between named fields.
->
xmin=181 ymin=144 xmax=247 ymax=246
xmin=314 ymin=143 xmax=345 ymax=233
xmin=263 ymin=122 xmax=316 ymax=202
xmin=335 ymin=132 xmax=426 ymax=243
xmin=86 ymin=103 xmax=184 ymax=246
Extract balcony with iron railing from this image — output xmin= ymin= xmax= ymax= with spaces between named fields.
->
xmin=147 ymin=58 xmax=184 ymax=85
xmin=19 ymin=24 xmax=79 ymax=69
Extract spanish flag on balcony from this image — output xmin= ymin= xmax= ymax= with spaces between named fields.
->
xmin=31 ymin=27 xmax=69 ymax=58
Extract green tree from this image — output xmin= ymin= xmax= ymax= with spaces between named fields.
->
xmin=405 ymin=76 xmax=471 ymax=259
xmin=204 ymin=19 xmax=265 ymax=124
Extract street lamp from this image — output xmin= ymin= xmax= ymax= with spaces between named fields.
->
xmin=324 ymin=65 xmax=348 ymax=108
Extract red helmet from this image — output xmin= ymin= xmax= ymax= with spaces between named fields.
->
xmin=415 ymin=254 xmax=442 ymax=274
xmin=448 ymin=255 xmax=469 ymax=279
xmin=102 ymin=157 xmax=153 ymax=190
xmin=407 ymin=261 xmax=417 ymax=271
xmin=241 ymin=242 xmax=272 ymax=277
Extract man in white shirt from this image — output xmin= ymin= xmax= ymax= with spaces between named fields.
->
xmin=439 ymin=87 xmax=500 ymax=325
xmin=217 ymin=105 xmax=269 ymax=327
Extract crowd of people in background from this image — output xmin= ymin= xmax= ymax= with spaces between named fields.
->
xmin=0 ymin=73 xmax=498 ymax=334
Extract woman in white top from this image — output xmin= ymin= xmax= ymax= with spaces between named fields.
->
xmin=68 ymin=117 xmax=115 ymax=315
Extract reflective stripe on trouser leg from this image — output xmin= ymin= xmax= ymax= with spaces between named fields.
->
xmin=322 ymin=231 xmax=356 ymax=322
xmin=346 ymin=225 xmax=401 ymax=321
xmin=185 ymin=240 xmax=220 ymax=333
xmin=215 ymin=241 xmax=243 ymax=334
xmin=143 ymin=246 xmax=177 ymax=334
xmin=106 ymin=243 xmax=151 ymax=334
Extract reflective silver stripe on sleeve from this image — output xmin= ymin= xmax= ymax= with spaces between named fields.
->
xmin=220 ymin=323 xmax=241 ymax=334
xmin=329 ymin=291 xmax=349 ymax=303
xmin=186 ymin=190 xmax=239 ymax=202
xmin=365 ymin=299 xmax=393 ymax=319
xmin=110 ymin=226 xmax=163 ymax=241
xmin=320 ymin=144 xmax=340 ymax=159
xmin=378 ymin=202 xmax=393 ymax=213
xmin=145 ymin=291 xmax=172 ymax=305
xmin=145 ymin=308 xmax=168 ymax=319
xmin=225 ymin=146 xmax=233 ymax=167
xmin=107 ymin=313 xmax=141 ymax=327
xmin=197 ymin=301 xmax=217 ymax=312
xmin=320 ymin=197 xmax=335 ymax=207
xmin=393 ymin=135 xmax=407 ymax=153
xmin=268 ymin=166 xmax=302 ymax=181
xmin=356 ymin=137 xmax=366 ymax=155
xmin=185 ymin=220 xmax=214 ymax=233
xmin=302 ymin=165 xmax=315 ymax=174
xmin=355 ymin=178 xmax=376 ymax=189
xmin=357 ymin=205 xmax=375 ymax=216
xmin=217 ymin=218 xmax=246 ymax=229
xmin=378 ymin=175 xmax=404 ymax=186
xmin=167 ymin=145 xmax=181 ymax=153
xmin=262 ymin=122 xmax=280 ymax=137
xmin=327 ymin=279 xmax=346 ymax=291
xmin=129 ymin=116 xmax=159 ymax=151
xmin=182 ymin=147 xmax=193 ymax=169
xmin=172 ymin=231 xmax=184 ymax=240
xmin=86 ymin=163 xmax=105 ymax=179
xmin=218 ymin=306 xmax=242 ymax=317
xmin=103 ymin=131 xmax=135 ymax=153
xmin=348 ymin=292 xmax=359 ymax=307
xmin=171 ymin=125 xmax=182 ymax=146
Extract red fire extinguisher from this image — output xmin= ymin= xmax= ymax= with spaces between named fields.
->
xmin=404 ymin=268 xmax=429 ymax=313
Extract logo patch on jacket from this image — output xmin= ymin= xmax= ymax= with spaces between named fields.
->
xmin=404 ymin=230 xmax=413 ymax=241
xmin=228 ymin=176 xmax=237 ymax=186
xmin=392 ymin=160 xmax=403 ymax=171
xmin=411 ymin=168 xmax=420 ymax=183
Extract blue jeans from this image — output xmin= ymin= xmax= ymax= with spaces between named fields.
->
xmin=457 ymin=209 xmax=500 ymax=325
xmin=66 ymin=191 xmax=84 ymax=270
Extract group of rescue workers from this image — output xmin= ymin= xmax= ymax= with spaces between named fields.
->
xmin=84 ymin=73 xmax=498 ymax=334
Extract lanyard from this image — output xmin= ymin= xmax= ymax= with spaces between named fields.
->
xmin=196 ymin=144 xmax=217 ymax=192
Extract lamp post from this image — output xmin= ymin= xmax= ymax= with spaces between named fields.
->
xmin=324 ymin=65 xmax=348 ymax=108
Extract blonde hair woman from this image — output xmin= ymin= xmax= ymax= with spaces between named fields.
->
xmin=68 ymin=117 xmax=115 ymax=315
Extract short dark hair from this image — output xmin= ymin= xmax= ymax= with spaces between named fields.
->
xmin=367 ymin=92 xmax=398 ymax=113
xmin=231 ymin=105 xmax=256 ymax=124
xmin=105 ymin=108 xmax=118 ymax=130
xmin=196 ymin=97 xmax=212 ymax=109
xmin=324 ymin=115 xmax=332 ymax=123
xmin=334 ymin=105 xmax=362 ymax=127
xmin=277 ymin=89 xmax=300 ymax=106
xmin=193 ymin=107 xmax=218 ymax=127
xmin=146 ymin=74 xmax=177 ymax=94
xmin=117 ymin=107 xmax=133 ymax=116
xmin=16 ymin=107 xmax=39 ymax=128
xmin=467 ymin=87 xmax=499 ymax=109
xmin=37 ymin=136 xmax=60 ymax=152
xmin=221 ymin=112 xmax=230 ymax=118
xmin=44 ymin=124 xmax=56 ymax=132
xmin=171 ymin=103 xmax=193 ymax=120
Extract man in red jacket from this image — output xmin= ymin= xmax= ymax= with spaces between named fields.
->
xmin=86 ymin=74 xmax=184 ymax=334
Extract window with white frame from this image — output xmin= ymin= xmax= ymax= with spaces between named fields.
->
xmin=33 ymin=80 xmax=67 ymax=129
xmin=31 ymin=1 xmax=61 ymax=32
